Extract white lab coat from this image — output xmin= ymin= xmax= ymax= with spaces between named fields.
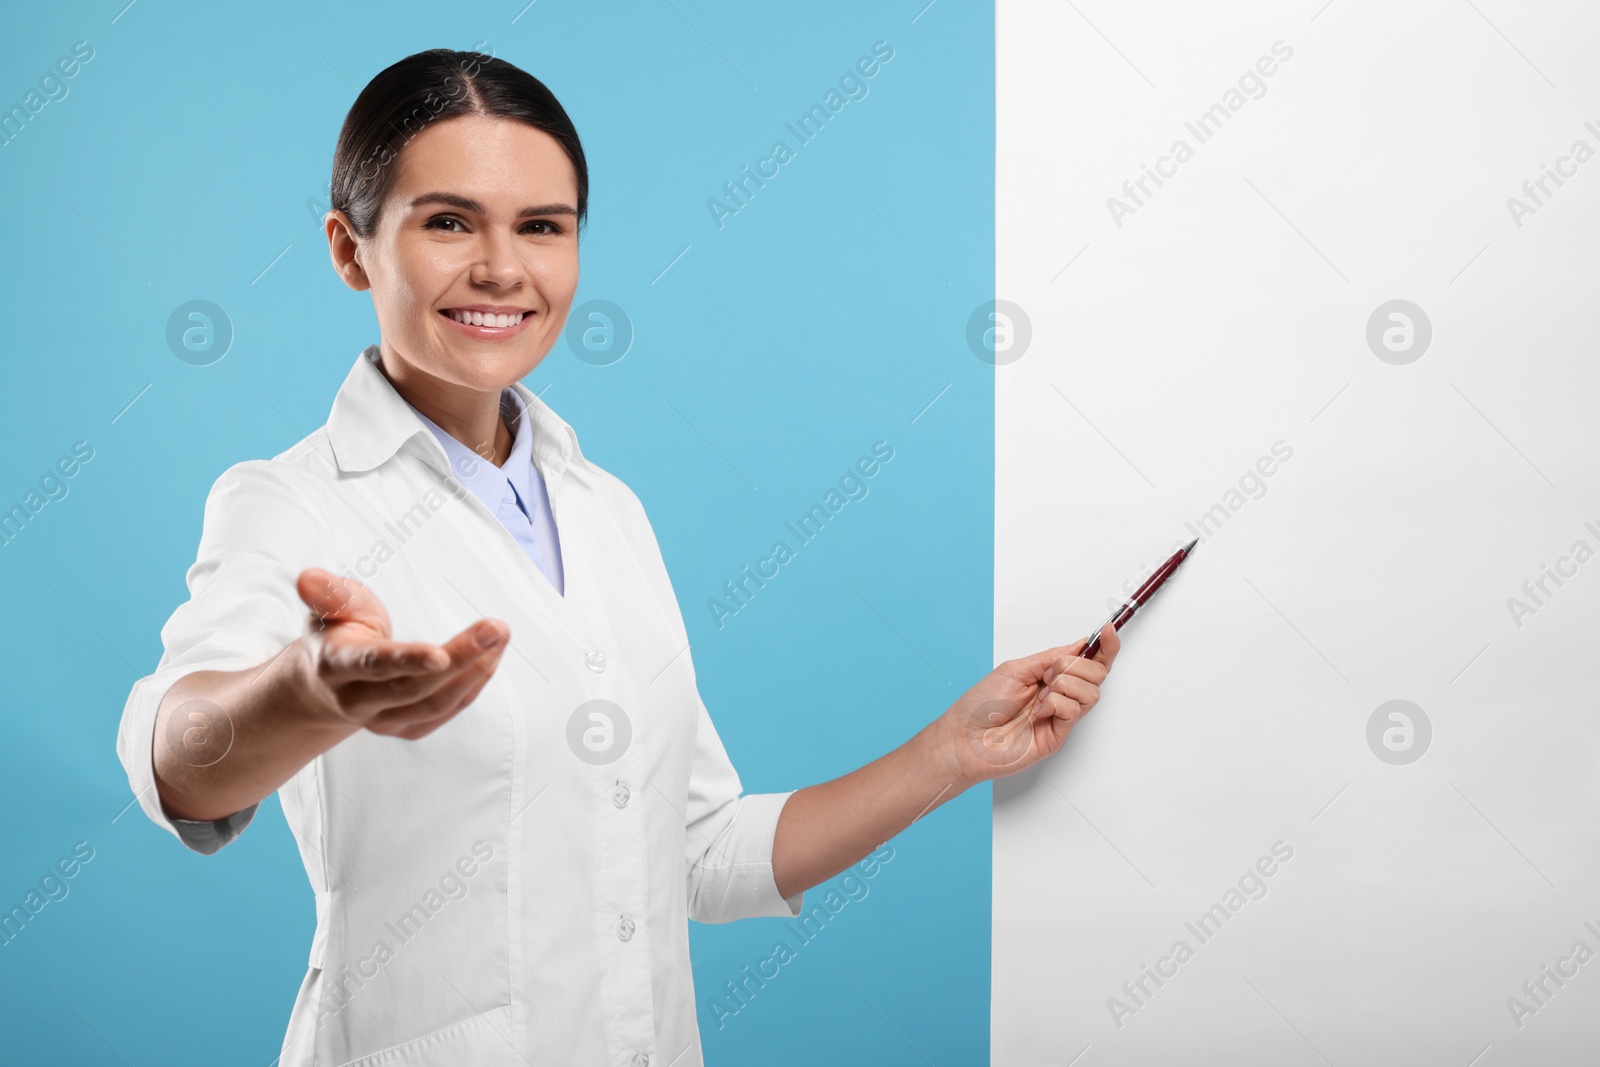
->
xmin=116 ymin=345 xmax=804 ymax=1067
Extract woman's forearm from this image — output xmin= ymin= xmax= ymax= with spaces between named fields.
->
xmin=152 ymin=638 xmax=358 ymax=822
xmin=770 ymin=719 xmax=971 ymax=901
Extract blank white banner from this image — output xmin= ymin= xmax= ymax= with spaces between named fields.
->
xmin=993 ymin=1 xmax=1600 ymax=1064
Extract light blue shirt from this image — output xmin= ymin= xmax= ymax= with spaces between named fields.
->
xmin=409 ymin=386 xmax=565 ymax=596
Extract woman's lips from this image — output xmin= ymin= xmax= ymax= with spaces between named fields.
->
xmin=438 ymin=308 xmax=535 ymax=340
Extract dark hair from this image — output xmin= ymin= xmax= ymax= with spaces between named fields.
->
xmin=330 ymin=48 xmax=588 ymax=239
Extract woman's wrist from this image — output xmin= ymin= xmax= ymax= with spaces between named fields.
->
xmin=153 ymin=639 xmax=358 ymax=821
xmin=902 ymin=713 xmax=972 ymax=806
xmin=918 ymin=712 xmax=982 ymax=796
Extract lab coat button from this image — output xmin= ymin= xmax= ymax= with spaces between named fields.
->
xmin=585 ymin=650 xmax=607 ymax=673
xmin=611 ymin=783 xmax=631 ymax=808
xmin=631 ymin=1053 xmax=651 ymax=1067
xmin=616 ymin=915 xmax=635 ymax=941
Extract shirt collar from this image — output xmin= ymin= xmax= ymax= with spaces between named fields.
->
xmin=410 ymin=386 xmax=539 ymax=515
xmin=325 ymin=344 xmax=579 ymax=482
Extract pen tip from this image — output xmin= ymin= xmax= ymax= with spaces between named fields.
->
xmin=1182 ymin=537 xmax=1199 ymax=554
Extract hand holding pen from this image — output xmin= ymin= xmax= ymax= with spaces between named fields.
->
xmin=935 ymin=536 xmax=1198 ymax=786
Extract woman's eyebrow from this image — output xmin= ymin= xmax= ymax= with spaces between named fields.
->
xmin=408 ymin=192 xmax=577 ymax=218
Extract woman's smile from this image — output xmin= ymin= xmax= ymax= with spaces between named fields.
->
xmin=437 ymin=303 xmax=538 ymax=341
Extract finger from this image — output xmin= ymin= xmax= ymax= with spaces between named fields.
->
xmin=1035 ymin=688 xmax=1087 ymax=727
xmin=1056 ymin=637 xmax=1092 ymax=667
xmin=329 ymin=621 xmax=507 ymax=715
xmin=298 ymin=567 xmax=390 ymax=632
xmin=1038 ymin=648 xmax=1108 ymax=694
xmin=1046 ymin=651 xmax=1109 ymax=687
xmin=335 ymin=643 xmax=496 ymax=714
xmin=1095 ymin=621 xmax=1122 ymax=666
xmin=1070 ymin=625 xmax=1116 ymax=668
xmin=379 ymin=667 xmax=498 ymax=736
xmin=318 ymin=632 xmax=451 ymax=683
xmin=436 ymin=618 xmax=510 ymax=668
xmin=1034 ymin=673 xmax=1101 ymax=717
xmin=1012 ymin=642 xmax=1089 ymax=691
xmin=372 ymin=646 xmax=505 ymax=732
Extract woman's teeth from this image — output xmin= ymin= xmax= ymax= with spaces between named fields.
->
xmin=446 ymin=309 xmax=525 ymax=327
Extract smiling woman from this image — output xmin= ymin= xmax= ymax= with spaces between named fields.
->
xmin=116 ymin=44 xmax=1115 ymax=1067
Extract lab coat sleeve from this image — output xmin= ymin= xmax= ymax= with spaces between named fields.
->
xmin=603 ymin=473 xmax=805 ymax=922
xmin=115 ymin=460 xmax=327 ymax=855
xmin=682 ymin=693 xmax=805 ymax=923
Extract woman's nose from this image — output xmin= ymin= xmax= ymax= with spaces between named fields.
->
xmin=470 ymin=228 xmax=529 ymax=288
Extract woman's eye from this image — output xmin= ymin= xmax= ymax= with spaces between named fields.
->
xmin=423 ymin=216 xmax=560 ymax=236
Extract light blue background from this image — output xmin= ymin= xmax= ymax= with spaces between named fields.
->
xmin=0 ymin=1 xmax=993 ymax=1063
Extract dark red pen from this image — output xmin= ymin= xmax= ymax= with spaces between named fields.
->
xmin=1080 ymin=537 xmax=1198 ymax=659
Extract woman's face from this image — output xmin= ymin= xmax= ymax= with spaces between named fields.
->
xmin=334 ymin=112 xmax=580 ymax=393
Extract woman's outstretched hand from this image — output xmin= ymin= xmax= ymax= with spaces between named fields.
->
xmin=295 ymin=567 xmax=510 ymax=741
xmin=938 ymin=622 xmax=1122 ymax=788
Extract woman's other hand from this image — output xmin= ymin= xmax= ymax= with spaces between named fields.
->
xmin=294 ymin=567 xmax=510 ymax=741
xmin=936 ymin=622 xmax=1122 ymax=788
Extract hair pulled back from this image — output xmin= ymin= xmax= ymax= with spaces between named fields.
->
xmin=330 ymin=47 xmax=588 ymax=238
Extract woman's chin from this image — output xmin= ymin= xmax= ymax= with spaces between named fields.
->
xmin=424 ymin=340 xmax=548 ymax=389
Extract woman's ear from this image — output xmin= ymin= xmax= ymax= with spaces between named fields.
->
xmin=325 ymin=209 xmax=370 ymax=292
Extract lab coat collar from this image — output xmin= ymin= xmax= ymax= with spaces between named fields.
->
xmin=326 ymin=344 xmax=580 ymax=480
